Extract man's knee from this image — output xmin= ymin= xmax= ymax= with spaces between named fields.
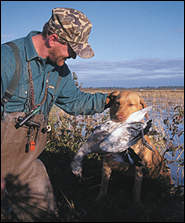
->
xmin=23 ymin=159 xmax=56 ymax=212
xmin=1 ymin=159 xmax=57 ymax=221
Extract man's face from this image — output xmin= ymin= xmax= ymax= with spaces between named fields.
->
xmin=47 ymin=34 xmax=76 ymax=66
xmin=48 ymin=42 xmax=69 ymax=66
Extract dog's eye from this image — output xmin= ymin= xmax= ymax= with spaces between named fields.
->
xmin=128 ymin=103 xmax=134 ymax=106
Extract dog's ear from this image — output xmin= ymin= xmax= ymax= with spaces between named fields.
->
xmin=110 ymin=90 xmax=120 ymax=97
xmin=140 ymin=98 xmax=149 ymax=119
xmin=140 ymin=98 xmax=147 ymax=108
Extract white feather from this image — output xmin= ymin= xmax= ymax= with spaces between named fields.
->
xmin=125 ymin=106 xmax=152 ymax=123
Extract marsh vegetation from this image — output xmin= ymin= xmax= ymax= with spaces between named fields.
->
xmin=2 ymin=89 xmax=184 ymax=222
xmin=42 ymin=89 xmax=184 ymax=222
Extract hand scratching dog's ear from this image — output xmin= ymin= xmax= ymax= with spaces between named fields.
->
xmin=105 ymin=91 xmax=120 ymax=109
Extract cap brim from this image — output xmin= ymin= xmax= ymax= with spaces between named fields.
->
xmin=69 ymin=42 xmax=94 ymax=58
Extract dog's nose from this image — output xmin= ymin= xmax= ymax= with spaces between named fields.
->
xmin=116 ymin=114 xmax=127 ymax=122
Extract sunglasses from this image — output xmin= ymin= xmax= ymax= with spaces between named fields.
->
xmin=57 ymin=37 xmax=77 ymax=59
xmin=67 ymin=43 xmax=77 ymax=59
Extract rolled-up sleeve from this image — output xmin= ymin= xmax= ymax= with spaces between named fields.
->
xmin=55 ymin=72 xmax=108 ymax=116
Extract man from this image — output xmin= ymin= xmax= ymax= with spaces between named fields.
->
xmin=1 ymin=8 xmax=112 ymax=220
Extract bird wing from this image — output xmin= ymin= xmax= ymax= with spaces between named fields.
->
xmin=99 ymin=122 xmax=147 ymax=153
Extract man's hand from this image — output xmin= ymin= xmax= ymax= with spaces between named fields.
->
xmin=104 ymin=90 xmax=120 ymax=109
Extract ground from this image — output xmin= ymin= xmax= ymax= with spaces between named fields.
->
xmin=38 ymin=149 xmax=184 ymax=222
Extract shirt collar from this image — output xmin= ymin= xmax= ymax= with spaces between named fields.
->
xmin=24 ymin=31 xmax=41 ymax=61
xmin=24 ymin=31 xmax=64 ymax=72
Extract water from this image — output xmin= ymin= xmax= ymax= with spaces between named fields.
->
xmin=92 ymin=103 xmax=184 ymax=186
xmin=141 ymin=98 xmax=184 ymax=186
xmin=166 ymin=150 xmax=184 ymax=186
xmin=54 ymin=97 xmax=184 ymax=186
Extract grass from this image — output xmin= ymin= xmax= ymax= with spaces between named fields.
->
xmin=40 ymin=148 xmax=184 ymax=222
xmin=2 ymin=89 xmax=184 ymax=222
xmin=40 ymin=89 xmax=184 ymax=222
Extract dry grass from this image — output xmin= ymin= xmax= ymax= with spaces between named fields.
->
xmin=2 ymin=88 xmax=184 ymax=222
xmin=41 ymin=88 xmax=183 ymax=221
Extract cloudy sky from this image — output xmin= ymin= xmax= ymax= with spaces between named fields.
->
xmin=1 ymin=1 xmax=184 ymax=88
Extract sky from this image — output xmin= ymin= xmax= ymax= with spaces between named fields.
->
xmin=1 ymin=1 xmax=184 ymax=88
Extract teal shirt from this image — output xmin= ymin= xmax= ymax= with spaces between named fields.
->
xmin=1 ymin=31 xmax=108 ymax=118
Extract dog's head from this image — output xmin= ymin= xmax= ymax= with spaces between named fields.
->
xmin=109 ymin=90 xmax=149 ymax=122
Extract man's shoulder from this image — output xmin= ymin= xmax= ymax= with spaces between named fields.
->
xmin=1 ymin=31 xmax=40 ymax=52
xmin=1 ymin=37 xmax=25 ymax=55
xmin=1 ymin=42 xmax=16 ymax=66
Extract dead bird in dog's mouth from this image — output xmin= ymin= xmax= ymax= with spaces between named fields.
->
xmin=71 ymin=106 xmax=154 ymax=177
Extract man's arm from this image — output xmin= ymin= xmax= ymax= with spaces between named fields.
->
xmin=55 ymin=72 xmax=109 ymax=116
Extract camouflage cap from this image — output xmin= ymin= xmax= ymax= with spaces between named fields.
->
xmin=47 ymin=7 xmax=94 ymax=58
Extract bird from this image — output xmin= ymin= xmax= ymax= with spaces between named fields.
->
xmin=71 ymin=106 xmax=153 ymax=177
xmin=98 ymin=106 xmax=153 ymax=153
